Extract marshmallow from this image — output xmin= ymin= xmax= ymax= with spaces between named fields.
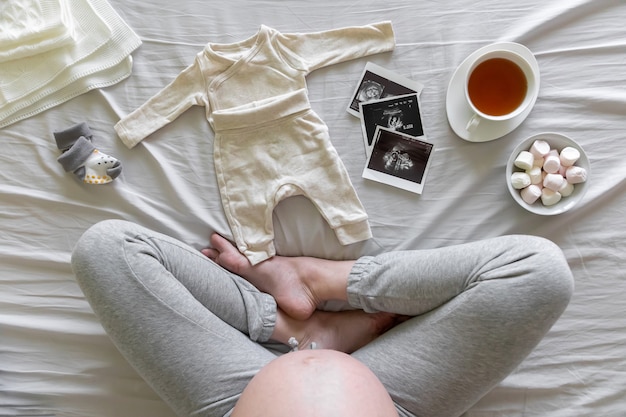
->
xmin=560 ymin=146 xmax=580 ymax=167
xmin=566 ymin=165 xmax=588 ymax=184
xmin=511 ymin=172 xmax=531 ymax=189
xmin=559 ymin=181 xmax=574 ymax=197
xmin=543 ymin=173 xmax=565 ymax=191
xmin=514 ymin=151 xmax=535 ymax=171
xmin=530 ymin=139 xmax=551 ymax=158
xmin=543 ymin=150 xmax=561 ymax=174
xmin=527 ymin=166 xmax=543 ymax=184
xmin=511 ymin=138 xmax=587 ymax=209
xmin=541 ymin=188 xmax=562 ymax=206
xmin=521 ymin=184 xmax=542 ymax=205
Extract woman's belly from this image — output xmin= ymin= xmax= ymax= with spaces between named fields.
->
xmin=231 ymin=349 xmax=398 ymax=417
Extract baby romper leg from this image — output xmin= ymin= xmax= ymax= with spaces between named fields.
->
xmin=71 ymin=219 xmax=279 ymax=417
xmin=287 ymin=108 xmax=373 ymax=245
xmin=212 ymin=89 xmax=371 ymax=265
xmin=348 ymin=235 xmax=574 ymax=417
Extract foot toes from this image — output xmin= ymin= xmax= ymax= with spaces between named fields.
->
xmin=201 ymin=248 xmax=218 ymax=260
xmin=209 ymin=233 xmax=236 ymax=253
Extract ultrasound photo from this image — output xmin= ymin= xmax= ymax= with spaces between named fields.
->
xmin=359 ymin=93 xmax=424 ymax=155
xmin=362 ymin=126 xmax=434 ymax=194
xmin=347 ymin=62 xmax=423 ymax=117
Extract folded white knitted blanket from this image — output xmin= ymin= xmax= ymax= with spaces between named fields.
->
xmin=0 ymin=0 xmax=141 ymax=127
xmin=0 ymin=0 xmax=75 ymax=62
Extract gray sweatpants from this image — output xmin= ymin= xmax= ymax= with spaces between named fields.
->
xmin=71 ymin=219 xmax=573 ymax=417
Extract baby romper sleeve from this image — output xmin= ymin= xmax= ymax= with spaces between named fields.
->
xmin=276 ymin=21 xmax=395 ymax=73
xmin=114 ymin=54 xmax=207 ymax=148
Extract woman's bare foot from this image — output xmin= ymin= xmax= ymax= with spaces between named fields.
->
xmin=201 ymin=234 xmax=355 ymax=320
xmin=273 ymin=308 xmax=404 ymax=353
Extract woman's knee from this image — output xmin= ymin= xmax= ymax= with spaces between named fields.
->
xmin=73 ymin=218 xmax=131 ymax=253
xmin=71 ymin=219 xmax=136 ymax=279
xmin=514 ymin=235 xmax=575 ymax=311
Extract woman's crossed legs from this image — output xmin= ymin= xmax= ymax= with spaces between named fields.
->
xmin=72 ymin=219 xmax=573 ymax=417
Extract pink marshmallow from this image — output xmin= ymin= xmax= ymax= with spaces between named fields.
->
xmin=529 ymin=139 xmax=551 ymax=158
xmin=521 ymin=184 xmax=542 ymax=205
xmin=543 ymin=150 xmax=561 ymax=174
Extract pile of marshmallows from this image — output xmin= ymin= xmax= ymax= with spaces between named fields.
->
xmin=511 ymin=139 xmax=588 ymax=206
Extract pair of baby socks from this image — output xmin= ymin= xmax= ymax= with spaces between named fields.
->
xmin=53 ymin=123 xmax=122 ymax=184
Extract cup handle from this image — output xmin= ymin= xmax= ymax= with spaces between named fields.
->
xmin=466 ymin=113 xmax=481 ymax=132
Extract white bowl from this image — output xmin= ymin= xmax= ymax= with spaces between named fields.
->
xmin=506 ymin=132 xmax=590 ymax=215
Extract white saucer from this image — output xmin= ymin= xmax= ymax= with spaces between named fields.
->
xmin=446 ymin=42 xmax=540 ymax=142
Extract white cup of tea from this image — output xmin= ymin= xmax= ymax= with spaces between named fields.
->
xmin=464 ymin=49 xmax=538 ymax=132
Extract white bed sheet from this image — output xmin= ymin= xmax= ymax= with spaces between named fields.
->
xmin=2 ymin=0 xmax=625 ymax=416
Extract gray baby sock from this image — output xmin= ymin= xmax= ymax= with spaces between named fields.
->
xmin=54 ymin=123 xmax=122 ymax=184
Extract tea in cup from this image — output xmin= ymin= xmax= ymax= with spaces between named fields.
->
xmin=464 ymin=49 xmax=538 ymax=131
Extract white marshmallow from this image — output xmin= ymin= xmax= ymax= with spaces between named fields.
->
xmin=543 ymin=149 xmax=561 ymax=174
xmin=566 ymin=165 xmax=588 ymax=184
xmin=559 ymin=181 xmax=574 ymax=197
xmin=543 ymin=173 xmax=565 ymax=191
xmin=527 ymin=166 xmax=543 ymax=184
xmin=541 ymin=188 xmax=562 ymax=206
xmin=521 ymin=184 xmax=542 ymax=205
xmin=514 ymin=150 xmax=535 ymax=171
xmin=560 ymin=146 xmax=580 ymax=167
xmin=511 ymin=172 xmax=531 ymax=189
xmin=533 ymin=157 xmax=544 ymax=168
xmin=530 ymin=139 xmax=551 ymax=158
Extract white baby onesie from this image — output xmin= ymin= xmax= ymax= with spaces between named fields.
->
xmin=115 ymin=22 xmax=396 ymax=264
